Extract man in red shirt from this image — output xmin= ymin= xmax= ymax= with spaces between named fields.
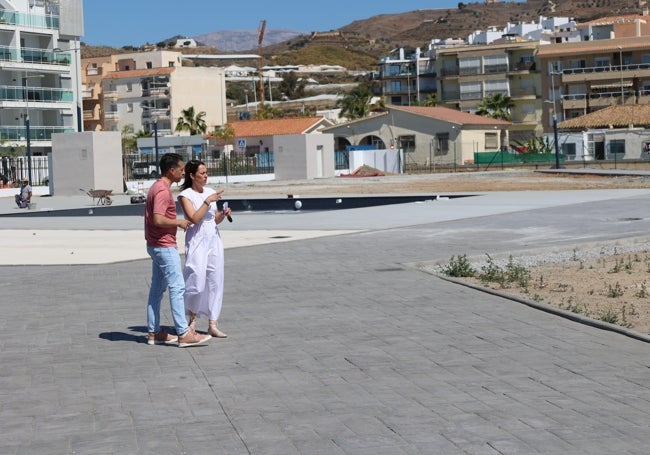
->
xmin=145 ymin=153 xmax=211 ymax=347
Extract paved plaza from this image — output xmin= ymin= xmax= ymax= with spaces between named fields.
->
xmin=0 ymin=186 xmax=649 ymax=454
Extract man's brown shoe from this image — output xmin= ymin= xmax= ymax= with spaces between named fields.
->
xmin=178 ymin=328 xmax=211 ymax=348
xmin=147 ymin=329 xmax=178 ymax=346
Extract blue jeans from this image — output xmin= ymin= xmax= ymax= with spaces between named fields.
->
xmin=146 ymin=246 xmax=189 ymax=336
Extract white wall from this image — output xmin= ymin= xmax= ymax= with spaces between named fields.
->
xmin=349 ymin=149 xmax=403 ymax=174
xmin=51 ymin=132 xmax=122 ymax=195
xmin=274 ymin=134 xmax=335 ymax=180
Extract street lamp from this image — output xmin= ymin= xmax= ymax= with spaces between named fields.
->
xmin=550 ymin=71 xmax=561 ymax=169
xmin=617 ymin=45 xmax=624 ymax=104
xmin=53 ymin=46 xmax=82 ymax=132
xmin=24 ymin=74 xmax=44 ymax=186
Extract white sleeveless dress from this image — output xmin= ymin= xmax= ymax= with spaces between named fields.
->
xmin=178 ymin=187 xmax=225 ymax=321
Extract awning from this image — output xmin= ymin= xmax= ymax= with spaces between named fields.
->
xmin=591 ymin=82 xmax=633 ymax=89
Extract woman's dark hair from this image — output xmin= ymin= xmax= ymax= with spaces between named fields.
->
xmin=159 ymin=153 xmax=184 ymax=175
xmin=181 ymin=159 xmax=205 ymax=190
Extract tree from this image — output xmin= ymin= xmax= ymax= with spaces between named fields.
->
xmin=121 ymin=125 xmax=136 ymax=154
xmin=175 ymin=106 xmax=207 ymax=135
xmin=421 ymin=93 xmax=438 ymax=107
xmin=278 ymin=71 xmax=306 ymax=100
xmin=256 ymin=103 xmax=282 ymax=120
xmin=337 ymin=85 xmax=373 ymax=120
xmin=213 ymin=124 xmax=235 ymax=143
xmin=476 ymin=93 xmax=513 ymax=121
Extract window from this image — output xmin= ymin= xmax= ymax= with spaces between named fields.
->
xmin=398 ymin=135 xmax=415 ymax=153
xmin=146 ymin=61 xmax=152 ymax=69
xmin=460 ymin=81 xmax=481 ymax=100
xmin=459 ymin=57 xmax=481 ymax=75
xmin=127 ymin=103 xmax=133 ymax=112
xmin=484 ymin=79 xmax=508 ymax=96
xmin=594 ymin=57 xmax=610 ymax=67
xmin=126 ymin=82 xmax=132 ymax=92
xmin=549 ymin=61 xmax=562 ymax=74
xmin=485 ymin=132 xmax=498 ymax=149
xmin=168 ymin=61 xmax=175 ymax=67
xmin=609 ymin=139 xmax=625 ymax=156
xmin=435 ymin=133 xmax=449 ymax=156
xmin=484 ymin=54 xmax=508 ymax=73
xmin=562 ymin=143 xmax=576 ymax=158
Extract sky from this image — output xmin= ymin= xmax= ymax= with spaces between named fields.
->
xmin=82 ymin=1 xmax=460 ymax=47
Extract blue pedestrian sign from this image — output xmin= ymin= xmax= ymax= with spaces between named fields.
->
xmin=237 ymin=139 xmax=246 ymax=149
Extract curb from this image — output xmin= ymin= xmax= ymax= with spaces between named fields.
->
xmin=423 ymin=269 xmax=650 ymax=344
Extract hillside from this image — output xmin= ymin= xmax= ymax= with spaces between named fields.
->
xmin=81 ymin=0 xmax=644 ymax=68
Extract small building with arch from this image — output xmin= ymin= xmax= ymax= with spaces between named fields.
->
xmin=323 ymin=106 xmax=510 ymax=167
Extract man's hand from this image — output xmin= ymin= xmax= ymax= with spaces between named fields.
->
xmin=178 ymin=219 xmax=191 ymax=231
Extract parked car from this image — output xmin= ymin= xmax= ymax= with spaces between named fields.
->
xmin=132 ymin=162 xmax=158 ymax=179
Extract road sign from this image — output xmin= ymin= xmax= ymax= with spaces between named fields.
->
xmin=237 ymin=139 xmax=246 ymax=149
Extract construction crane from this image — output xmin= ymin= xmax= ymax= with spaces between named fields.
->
xmin=257 ymin=19 xmax=266 ymax=110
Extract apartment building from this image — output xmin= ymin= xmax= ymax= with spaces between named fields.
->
xmin=377 ymin=46 xmax=436 ymax=106
xmin=536 ymin=36 xmax=650 ymax=137
xmin=94 ymin=50 xmax=226 ymax=136
xmin=0 ymin=0 xmax=83 ymax=158
xmin=436 ymin=39 xmax=541 ymax=142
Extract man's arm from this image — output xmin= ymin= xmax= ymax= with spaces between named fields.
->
xmin=152 ymin=213 xmax=190 ymax=230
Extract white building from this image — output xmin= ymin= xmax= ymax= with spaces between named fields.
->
xmin=0 ymin=0 xmax=84 ymax=161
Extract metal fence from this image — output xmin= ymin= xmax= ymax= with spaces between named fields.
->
xmin=122 ymin=152 xmax=275 ymax=181
xmin=1 ymin=155 xmax=49 ymax=186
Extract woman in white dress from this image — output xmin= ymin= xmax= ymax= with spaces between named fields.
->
xmin=178 ymin=160 xmax=232 ymax=338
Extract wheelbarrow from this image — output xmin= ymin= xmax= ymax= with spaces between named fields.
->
xmin=81 ymin=188 xmax=113 ymax=206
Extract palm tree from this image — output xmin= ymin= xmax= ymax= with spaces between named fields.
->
xmin=175 ymin=106 xmax=207 ymax=135
xmin=421 ymin=93 xmax=438 ymax=107
xmin=475 ymin=93 xmax=513 ymax=121
xmin=337 ymin=85 xmax=373 ymax=120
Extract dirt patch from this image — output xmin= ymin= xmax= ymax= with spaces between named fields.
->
xmin=449 ymin=250 xmax=650 ymax=335
xmin=219 ymin=170 xmax=650 ymax=198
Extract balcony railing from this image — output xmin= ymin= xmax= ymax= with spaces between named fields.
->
xmin=0 ymin=86 xmax=73 ymax=103
xmin=0 ymin=46 xmax=70 ymax=65
xmin=459 ymin=67 xmax=481 ymax=76
xmin=562 ymin=62 xmax=650 ymax=76
xmin=0 ymin=126 xmax=74 ymax=141
xmin=459 ymin=91 xmax=482 ymax=100
xmin=86 ymin=67 xmax=102 ymax=76
xmin=484 ymin=64 xmax=508 ymax=74
xmin=0 ymin=11 xmax=59 ymax=29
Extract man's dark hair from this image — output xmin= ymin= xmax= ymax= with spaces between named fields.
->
xmin=159 ymin=153 xmax=184 ymax=175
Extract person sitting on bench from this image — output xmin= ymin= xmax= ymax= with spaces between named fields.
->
xmin=15 ymin=178 xmax=32 ymax=208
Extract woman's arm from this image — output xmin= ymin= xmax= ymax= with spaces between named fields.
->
xmin=179 ymin=190 xmax=223 ymax=225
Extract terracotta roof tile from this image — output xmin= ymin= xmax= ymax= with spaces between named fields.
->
xmin=104 ymin=67 xmax=175 ymax=80
xmin=390 ymin=106 xmax=511 ymax=126
xmin=231 ymin=117 xmax=332 ymax=137
xmin=558 ymin=105 xmax=650 ymax=129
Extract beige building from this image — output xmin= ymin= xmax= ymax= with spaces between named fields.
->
xmin=536 ymin=35 xmax=650 ymax=136
xmin=435 ymin=40 xmax=541 ymax=143
xmin=81 ymin=50 xmax=226 ymax=135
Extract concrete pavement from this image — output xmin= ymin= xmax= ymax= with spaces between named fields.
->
xmin=1 ymin=187 xmax=650 ymax=454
